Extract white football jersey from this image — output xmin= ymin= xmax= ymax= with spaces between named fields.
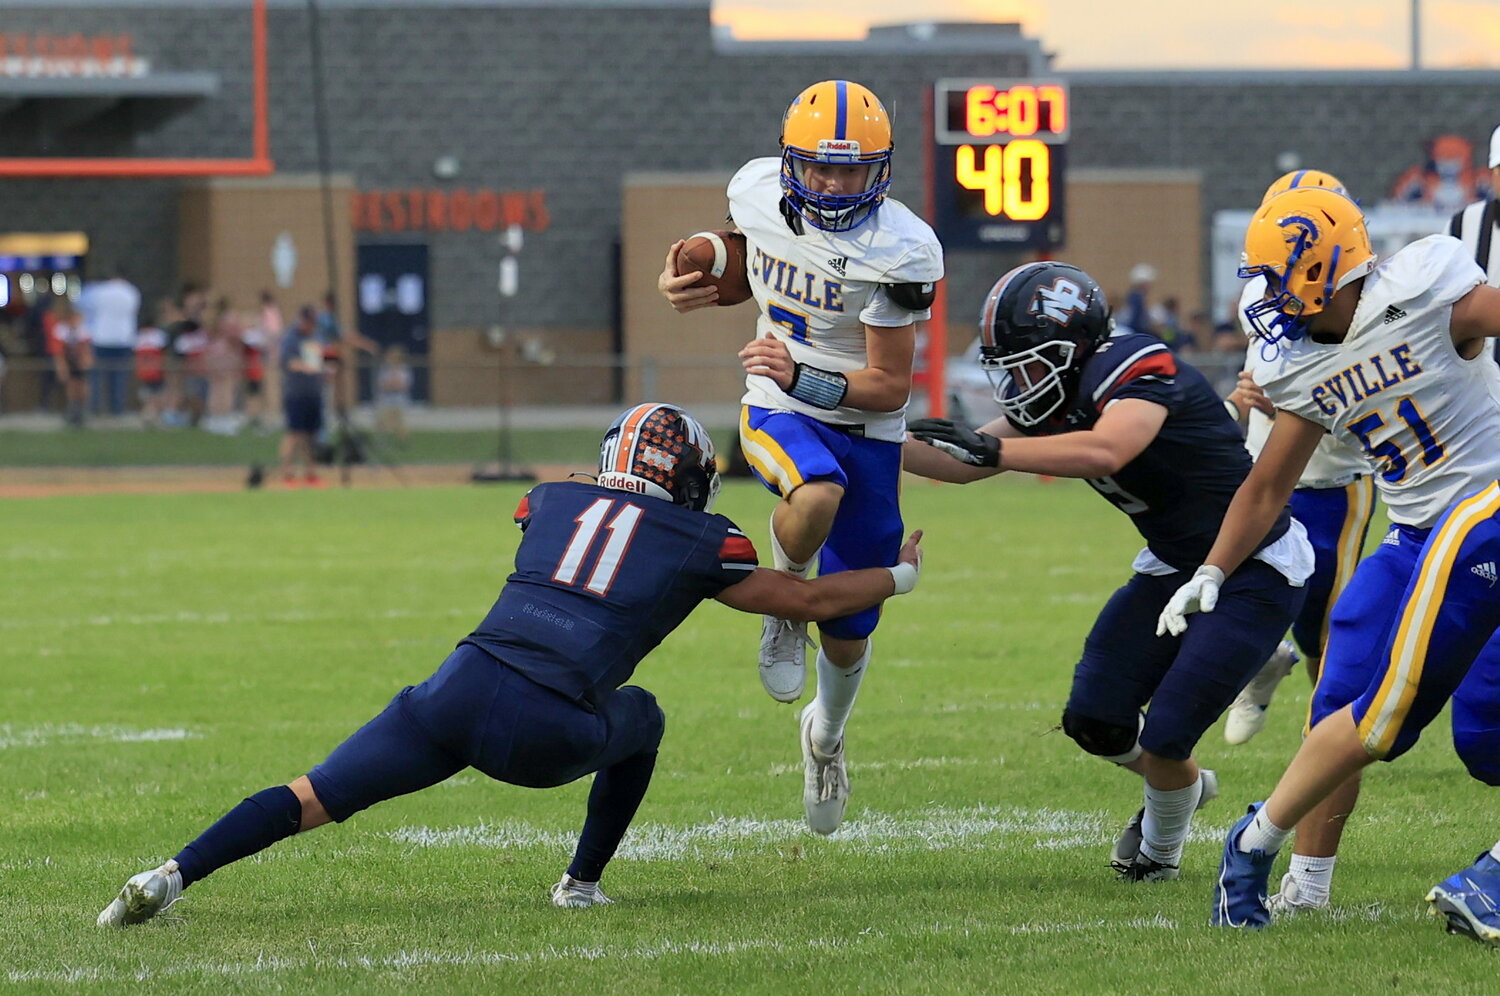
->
xmin=1239 ymin=276 xmax=1373 ymax=487
xmin=1260 ymin=236 xmax=1497 ymax=527
xmin=728 ymin=157 xmax=944 ymax=442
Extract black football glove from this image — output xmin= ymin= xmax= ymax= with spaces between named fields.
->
xmin=907 ymin=417 xmax=1001 ymax=468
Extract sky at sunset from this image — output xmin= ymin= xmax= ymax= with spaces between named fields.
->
xmin=713 ymin=1 xmax=1500 ymax=69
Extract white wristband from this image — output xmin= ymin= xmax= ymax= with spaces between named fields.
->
xmin=887 ymin=561 xmax=919 ymax=595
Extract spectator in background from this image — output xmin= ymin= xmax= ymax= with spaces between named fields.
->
xmin=134 ymin=306 xmax=170 ymax=429
xmin=1448 ymin=124 xmax=1500 ymax=360
xmin=174 ymin=312 xmax=210 ymax=429
xmin=204 ymin=297 xmax=245 ymax=435
xmin=255 ymin=289 xmax=285 ymax=426
xmin=315 ymin=289 xmax=378 ymax=425
xmin=1155 ymin=297 xmax=1187 ymax=351
xmin=375 ymin=344 xmax=413 ymax=442
xmin=79 ymin=264 xmax=141 ymax=417
xmin=1120 ymin=263 xmax=1158 ymax=336
xmin=279 ymin=305 xmax=327 ymax=488
xmin=49 ymin=296 xmax=92 ymax=428
xmin=241 ymin=315 xmax=269 ymax=434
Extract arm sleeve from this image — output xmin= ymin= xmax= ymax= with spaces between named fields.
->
xmin=698 ymin=517 xmax=759 ymax=595
xmin=513 ymin=486 xmax=541 ymax=531
xmin=1091 ymin=345 xmax=1181 ymax=412
xmin=860 ymin=284 xmax=929 ymax=327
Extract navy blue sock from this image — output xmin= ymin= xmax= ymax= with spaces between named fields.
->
xmin=174 ymin=785 xmax=302 ymax=888
xmin=567 ymin=751 xmax=657 ymax=882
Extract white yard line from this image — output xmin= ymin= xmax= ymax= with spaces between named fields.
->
xmin=389 ymin=805 xmax=1119 ymax=861
xmin=6 ymin=913 xmax=1187 ymax=984
xmin=0 ymin=724 xmax=196 ymax=750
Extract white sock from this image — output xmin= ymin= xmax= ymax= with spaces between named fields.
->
xmin=769 ymin=510 xmax=812 ymax=579
xmin=1237 ymin=807 xmax=1291 ymax=854
xmin=1287 ymin=854 xmax=1335 ymax=905
xmin=811 ymin=644 xmax=869 ymax=755
xmin=1140 ymin=777 xmax=1203 ymax=866
xmin=564 ymin=875 xmax=599 ymax=895
xmin=1489 ymin=840 xmax=1500 ymax=863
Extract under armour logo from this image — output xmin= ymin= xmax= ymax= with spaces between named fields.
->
xmin=1472 ymin=562 xmax=1497 ymax=586
xmin=1382 ymin=305 xmax=1407 ymax=325
xmin=827 ymin=256 xmax=848 ymax=277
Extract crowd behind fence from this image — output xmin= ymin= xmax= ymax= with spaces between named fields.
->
xmin=0 ymin=347 xmax=1252 ymax=433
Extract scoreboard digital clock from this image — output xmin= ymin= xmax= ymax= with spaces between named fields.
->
xmin=930 ymin=79 xmax=1068 ymax=250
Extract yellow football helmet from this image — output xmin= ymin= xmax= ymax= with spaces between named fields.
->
xmin=779 ymin=80 xmax=893 ymax=232
xmin=1260 ymin=168 xmax=1347 ymax=205
xmin=1239 ymin=186 xmax=1375 ymax=342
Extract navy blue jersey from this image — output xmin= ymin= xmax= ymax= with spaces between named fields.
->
xmin=1019 ymin=331 xmax=1290 ymax=570
xmin=462 ymin=481 xmax=758 ymax=709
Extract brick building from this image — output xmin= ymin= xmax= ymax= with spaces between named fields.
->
xmin=1 ymin=0 xmax=1496 ymax=405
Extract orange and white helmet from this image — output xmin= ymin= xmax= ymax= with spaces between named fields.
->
xmin=779 ymin=80 xmax=893 ymax=232
xmin=1239 ymin=186 xmax=1374 ymax=342
xmin=1260 ymin=168 xmax=1348 ymax=205
xmin=597 ymin=403 xmax=721 ymax=512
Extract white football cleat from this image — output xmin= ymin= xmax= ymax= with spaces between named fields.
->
xmin=550 ymin=874 xmax=613 ymax=909
xmin=1224 ymin=641 xmax=1301 ymax=745
xmin=800 ymin=703 xmax=849 ymax=835
xmin=96 ymin=859 xmax=184 ymax=927
xmin=759 ymin=616 xmax=811 ymax=703
xmin=1268 ymin=872 xmax=1328 ymax=914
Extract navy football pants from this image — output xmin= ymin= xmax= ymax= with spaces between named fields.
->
xmin=1068 ymin=558 xmax=1306 ymax=761
xmin=308 ymin=644 xmax=665 ymax=821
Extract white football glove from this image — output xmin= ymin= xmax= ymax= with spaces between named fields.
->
xmin=1156 ymin=565 xmax=1225 ymax=637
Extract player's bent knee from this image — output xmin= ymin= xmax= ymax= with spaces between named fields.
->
xmin=618 ymin=685 xmax=667 ymax=749
xmin=1456 ymin=738 xmax=1500 ymax=786
xmin=1062 ymin=708 xmax=1142 ymax=764
xmin=784 ymin=479 xmax=844 ymax=518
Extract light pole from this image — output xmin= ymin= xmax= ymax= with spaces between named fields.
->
xmin=472 ymin=224 xmax=534 ymax=483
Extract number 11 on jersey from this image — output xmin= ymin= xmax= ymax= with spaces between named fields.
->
xmin=553 ymin=498 xmax=644 ymax=596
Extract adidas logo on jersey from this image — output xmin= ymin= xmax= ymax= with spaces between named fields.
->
xmin=1381 ymin=530 xmax=1402 ymax=547
xmin=826 ymin=256 xmax=848 ymax=277
xmin=1472 ymin=562 xmax=1498 ymax=586
xmin=1382 ymin=305 xmax=1407 ymax=325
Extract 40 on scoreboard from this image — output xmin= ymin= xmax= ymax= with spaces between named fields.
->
xmin=930 ymin=79 xmax=1068 ymax=250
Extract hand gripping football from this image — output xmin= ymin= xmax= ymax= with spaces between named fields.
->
xmin=676 ymin=230 xmax=751 ymax=306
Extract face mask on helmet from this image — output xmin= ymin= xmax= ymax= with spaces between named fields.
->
xmin=597 ymin=403 xmax=722 ymax=512
xmin=1239 ymin=187 xmax=1374 ymax=344
xmin=976 ymin=262 xmax=1112 ymax=429
xmin=981 ymin=341 xmax=1080 ymax=429
xmin=779 ymin=80 xmax=893 ymax=233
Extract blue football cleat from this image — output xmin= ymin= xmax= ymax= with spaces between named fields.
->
xmin=1211 ymin=803 xmax=1277 ymax=928
xmin=1426 ymin=851 xmax=1500 ymax=946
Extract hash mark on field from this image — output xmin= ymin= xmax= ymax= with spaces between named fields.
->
xmin=389 ymin=805 xmax=1113 ymax=861
xmin=0 ymin=723 xmax=197 ymax=750
xmin=764 ymin=755 xmax=991 ymax=776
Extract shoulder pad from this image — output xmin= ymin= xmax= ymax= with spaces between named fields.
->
xmin=886 ymin=281 xmax=937 ymax=311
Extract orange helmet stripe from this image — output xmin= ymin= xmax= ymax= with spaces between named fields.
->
xmin=613 ymin=403 xmax=654 ymax=473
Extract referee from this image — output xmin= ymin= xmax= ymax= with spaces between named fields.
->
xmin=1448 ymin=124 xmax=1500 ymax=358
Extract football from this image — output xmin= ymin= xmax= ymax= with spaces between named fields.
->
xmin=677 ymin=230 xmax=752 ymax=306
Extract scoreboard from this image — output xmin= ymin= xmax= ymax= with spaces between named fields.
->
xmin=930 ymin=79 xmax=1068 ymax=250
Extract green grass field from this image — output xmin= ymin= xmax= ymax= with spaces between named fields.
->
xmin=5 ymin=479 xmax=1496 ymax=993
xmin=0 ymin=427 xmax=607 ymax=468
